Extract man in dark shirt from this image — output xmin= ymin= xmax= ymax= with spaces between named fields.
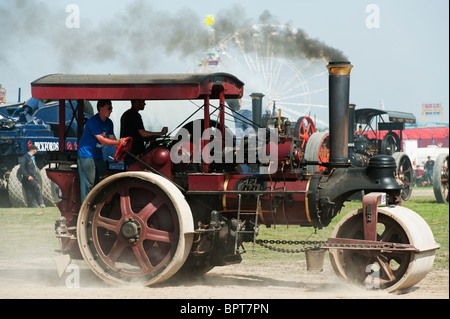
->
xmin=120 ymin=99 xmax=168 ymax=166
xmin=18 ymin=144 xmax=45 ymax=208
xmin=424 ymin=156 xmax=435 ymax=184
xmin=424 ymin=156 xmax=435 ymax=172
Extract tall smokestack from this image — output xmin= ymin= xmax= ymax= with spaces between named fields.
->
xmin=326 ymin=62 xmax=353 ymax=166
xmin=250 ymin=93 xmax=264 ymax=129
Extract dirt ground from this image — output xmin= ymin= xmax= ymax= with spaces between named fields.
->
xmin=0 ymin=188 xmax=448 ymax=300
xmin=0 ymin=256 xmax=448 ymax=299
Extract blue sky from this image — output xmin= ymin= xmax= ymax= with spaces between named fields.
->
xmin=1 ymin=0 xmax=448 ymax=127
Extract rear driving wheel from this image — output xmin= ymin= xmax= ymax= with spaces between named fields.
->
xmin=77 ymin=172 xmax=194 ymax=286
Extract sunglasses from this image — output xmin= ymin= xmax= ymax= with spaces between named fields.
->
xmin=103 ymin=106 xmax=113 ymax=110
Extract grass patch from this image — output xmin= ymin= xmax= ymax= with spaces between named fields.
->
xmin=402 ymin=197 xmax=449 ymax=269
xmin=0 ymin=207 xmax=61 ymax=259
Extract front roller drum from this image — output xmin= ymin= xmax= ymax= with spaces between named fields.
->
xmin=329 ymin=205 xmax=439 ymax=292
xmin=77 ymin=171 xmax=194 ymax=286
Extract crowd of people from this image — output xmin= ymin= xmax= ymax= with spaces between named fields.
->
xmin=412 ymin=156 xmax=435 ymax=187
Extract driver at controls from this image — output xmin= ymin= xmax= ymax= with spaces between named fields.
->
xmin=120 ymin=99 xmax=168 ymax=167
xmin=77 ymin=99 xmax=126 ymax=203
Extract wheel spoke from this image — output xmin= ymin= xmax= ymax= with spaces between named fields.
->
xmin=139 ymin=196 xmax=165 ymax=222
xmin=119 ymin=187 xmax=133 ymax=217
xmin=379 ymin=227 xmax=400 ymax=244
xmin=144 ymin=227 xmax=171 ymax=243
xmin=107 ymin=239 xmax=127 ymax=263
xmin=376 ymin=254 xmax=396 ymax=282
xmin=402 ymin=167 xmax=411 ymax=174
xmin=95 ymin=216 xmax=121 ymax=233
xmin=132 ymin=243 xmax=154 ymax=273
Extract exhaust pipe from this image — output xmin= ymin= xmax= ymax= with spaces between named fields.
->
xmin=326 ymin=62 xmax=353 ymax=166
xmin=250 ymin=93 xmax=264 ymax=129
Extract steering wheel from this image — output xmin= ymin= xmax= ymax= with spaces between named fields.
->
xmin=114 ymin=137 xmax=133 ymax=162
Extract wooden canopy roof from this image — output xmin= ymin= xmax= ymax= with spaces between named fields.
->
xmin=31 ymin=73 xmax=244 ymax=100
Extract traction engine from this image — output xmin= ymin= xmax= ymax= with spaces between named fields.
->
xmin=32 ymin=62 xmax=439 ymax=292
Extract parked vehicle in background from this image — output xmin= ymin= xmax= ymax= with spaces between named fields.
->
xmin=0 ymin=98 xmax=93 ymax=207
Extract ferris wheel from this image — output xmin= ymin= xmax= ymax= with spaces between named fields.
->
xmin=213 ymin=24 xmax=329 ymax=127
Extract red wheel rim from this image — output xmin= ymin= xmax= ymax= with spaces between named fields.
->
xmin=317 ymin=134 xmax=330 ymax=172
xmin=295 ymin=116 xmax=316 ymax=149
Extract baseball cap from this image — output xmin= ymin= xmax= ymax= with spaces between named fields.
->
xmin=28 ymin=145 xmax=38 ymax=151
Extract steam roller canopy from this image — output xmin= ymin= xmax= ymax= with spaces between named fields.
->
xmin=329 ymin=205 xmax=439 ymax=292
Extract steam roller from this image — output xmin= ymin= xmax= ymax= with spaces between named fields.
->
xmin=31 ymin=61 xmax=440 ymax=292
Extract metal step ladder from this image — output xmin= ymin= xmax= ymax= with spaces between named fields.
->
xmin=234 ymin=194 xmax=261 ymax=254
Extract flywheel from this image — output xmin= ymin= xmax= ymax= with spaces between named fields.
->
xmin=77 ymin=171 xmax=194 ymax=286
xmin=329 ymin=205 xmax=439 ymax=292
xmin=304 ymin=131 xmax=330 ymax=173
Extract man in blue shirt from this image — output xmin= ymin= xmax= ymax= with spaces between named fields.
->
xmin=77 ymin=100 xmax=125 ymax=203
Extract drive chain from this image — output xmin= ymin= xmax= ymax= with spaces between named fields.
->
xmin=255 ymin=239 xmax=326 ymax=253
xmin=255 ymin=239 xmax=394 ymax=253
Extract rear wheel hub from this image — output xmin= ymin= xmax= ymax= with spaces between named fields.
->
xmin=120 ymin=217 xmax=141 ymax=243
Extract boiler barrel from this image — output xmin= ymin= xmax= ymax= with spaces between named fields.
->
xmin=223 ymin=176 xmax=312 ymax=226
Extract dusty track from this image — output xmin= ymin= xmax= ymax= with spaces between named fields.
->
xmin=0 ymin=250 xmax=448 ymax=299
xmin=0 ymin=188 xmax=448 ymax=299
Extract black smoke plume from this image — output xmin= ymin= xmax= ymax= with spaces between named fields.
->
xmin=0 ymin=0 xmax=346 ymax=73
